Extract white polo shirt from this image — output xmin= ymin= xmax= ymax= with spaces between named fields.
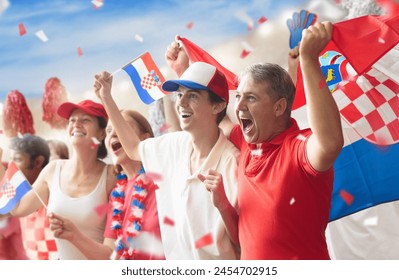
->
xmin=139 ymin=130 xmax=239 ymax=260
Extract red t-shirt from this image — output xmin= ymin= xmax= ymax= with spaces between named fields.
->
xmin=104 ymin=178 xmax=164 ymax=260
xmin=230 ymin=119 xmax=333 ymax=260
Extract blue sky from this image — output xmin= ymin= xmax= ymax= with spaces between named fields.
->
xmin=0 ymin=0 xmax=309 ymax=100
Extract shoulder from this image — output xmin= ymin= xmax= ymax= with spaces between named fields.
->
xmin=105 ymin=164 xmax=117 ymax=194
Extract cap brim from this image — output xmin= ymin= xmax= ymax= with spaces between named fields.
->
xmin=57 ymin=102 xmax=80 ymax=119
xmin=162 ymin=80 xmax=209 ymax=92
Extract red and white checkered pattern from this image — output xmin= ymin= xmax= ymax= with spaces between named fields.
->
xmin=21 ymin=207 xmax=59 ymax=260
xmin=141 ymin=74 xmax=157 ymax=90
xmin=3 ymin=181 xmax=16 ymax=199
xmin=334 ymin=67 xmax=399 ymax=145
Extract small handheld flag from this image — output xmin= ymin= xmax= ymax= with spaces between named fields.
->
xmin=114 ymin=52 xmax=168 ymax=105
xmin=0 ymin=162 xmax=31 ymax=215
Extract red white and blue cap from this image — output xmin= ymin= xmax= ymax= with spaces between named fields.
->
xmin=162 ymin=62 xmax=229 ymax=103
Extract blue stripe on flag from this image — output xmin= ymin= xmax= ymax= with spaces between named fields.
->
xmin=330 ymin=139 xmax=399 ymax=221
xmin=0 ymin=180 xmax=31 ymax=214
xmin=123 ymin=64 xmax=155 ymax=105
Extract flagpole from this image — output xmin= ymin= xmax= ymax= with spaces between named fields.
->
xmin=31 ymin=187 xmax=48 ymax=211
xmin=110 ymin=51 xmax=149 ymax=77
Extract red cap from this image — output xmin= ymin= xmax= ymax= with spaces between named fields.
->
xmin=57 ymin=100 xmax=108 ymax=121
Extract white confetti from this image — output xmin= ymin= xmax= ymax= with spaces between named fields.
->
xmin=296 ymin=134 xmax=306 ymax=141
xmin=250 ymin=149 xmax=262 ymax=156
xmin=0 ymin=0 xmax=10 ymax=15
xmin=134 ymin=34 xmax=144 ymax=43
xmin=363 ymin=216 xmax=378 ymax=226
xmin=290 ymin=197 xmax=295 ymax=205
xmin=378 ymin=37 xmax=385 ymax=44
xmin=35 ymin=30 xmax=48 ymax=42
xmin=241 ymin=41 xmax=254 ymax=52
xmin=91 ymin=137 xmax=100 ymax=145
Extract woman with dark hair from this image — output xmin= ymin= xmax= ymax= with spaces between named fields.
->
xmin=8 ymin=100 xmax=116 ymax=259
xmin=48 ymin=109 xmax=165 ymax=260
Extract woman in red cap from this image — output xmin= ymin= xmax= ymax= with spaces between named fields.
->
xmin=47 ymin=110 xmax=165 ymax=260
xmin=8 ymin=99 xmax=116 ymax=259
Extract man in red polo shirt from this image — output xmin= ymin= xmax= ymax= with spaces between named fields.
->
xmin=201 ymin=22 xmax=343 ymax=260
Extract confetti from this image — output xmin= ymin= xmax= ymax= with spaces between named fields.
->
xmin=159 ymin=122 xmax=170 ymax=133
xmin=257 ymin=16 xmax=267 ymax=24
xmin=77 ymin=47 xmax=83 ymax=56
xmin=289 ymin=197 xmax=295 ymax=205
xmin=195 ymin=233 xmax=213 ymax=249
xmin=250 ymin=149 xmax=262 ymax=156
xmin=235 ymin=11 xmax=254 ymax=32
xmin=296 ymin=134 xmax=306 ymax=141
xmin=94 ymin=203 xmax=109 ymax=217
xmin=240 ymin=49 xmax=251 ymax=59
xmin=363 ymin=216 xmax=378 ymax=226
xmin=339 ymin=189 xmax=354 ymax=205
xmin=247 ymin=22 xmax=254 ymax=31
xmin=0 ymin=0 xmax=9 ymax=14
xmin=319 ymin=79 xmax=326 ymax=89
xmin=35 ymin=30 xmax=48 ymax=42
xmin=18 ymin=23 xmax=27 ymax=36
xmin=91 ymin=137 xmax=100 ymax=149
xmin=186 ymin=22 xmax=194 ymax=29
xmin=378 ymin=37 xmax=386 ymax=44
xmin=92 ymin=0 xmax=103 ymax=9
xmin=134 ymin=34 xmax=143 ymax=43
xmin=240 ymin=41 xmax=253 ymax=59
xmin=163 ymin=216 xmax=175 ymax=226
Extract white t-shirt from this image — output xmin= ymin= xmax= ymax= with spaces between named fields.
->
xmin=139 ymin=131 xmax=239 ymax=260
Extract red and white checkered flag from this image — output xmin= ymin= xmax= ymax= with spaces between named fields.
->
xmin=334 ymin=46 xmax=399 ymax=145
xmin=141 ymin=74 xmax=157 ymax=90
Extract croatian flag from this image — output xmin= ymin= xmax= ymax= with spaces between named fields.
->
xmin=293 ymin=14 xmax=399 ymax=221
xmin=122 ymin=52 xmax=168 ymax=105
xmin=0 ymin=161 xmax=31 ymax=215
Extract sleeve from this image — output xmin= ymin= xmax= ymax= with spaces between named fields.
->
xmin=229 ymin=125 xmax=244 ymax=150
xmin=220 ymin=148 xmax=240 ymax=208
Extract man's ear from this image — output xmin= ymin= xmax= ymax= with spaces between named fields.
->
xmin=213 ymin=101 xmax=227 ymax=115
xmin=274 ymin=98 xmax=287 ymax=117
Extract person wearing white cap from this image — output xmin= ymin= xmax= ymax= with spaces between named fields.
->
xmin=94 ymin=61 xmax=240 ymax=260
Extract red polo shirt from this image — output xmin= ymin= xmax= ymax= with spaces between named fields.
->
xmin=230 ymin=119 xmax=333 ymax=260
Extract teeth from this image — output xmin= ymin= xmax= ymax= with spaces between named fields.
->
xmin=73 ymin=132 xmax=85 ymax=136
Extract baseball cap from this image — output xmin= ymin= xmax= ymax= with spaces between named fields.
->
xmin=162 ymin=62 xmax=229 ymax=103
xmin=57 ymin=100 xmax=108 ymax=121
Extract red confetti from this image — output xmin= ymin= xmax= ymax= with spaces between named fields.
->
xmin=19 ymin=23 xmax=27 ymax=36
xmin=319 ymin=79 xmax=326 ymax=89
xmin=159 ymin=122 xmax=170 ymax=133
xmin=247 ymin=22 xmax=254 ymax=31
xmin=94 ymin=203 xmax=109 ymax=217
xmin=163 ymin=216 xmax=175 ymax=226
xmin=195 ymin=233 xmax=213 ymax=249
xmin=240 ymin=49 xmax=251 ymax=59
xmin=339 ymin=189 xmax=354 ymax=205
xmin=77 ymin=47 xmax=83 ymax=56
xmin=92 ymin=0 xmax=103 ymax=9
xmin=257 ymin=16 xmax=267 ymax=24
xmin=186 ymin=22 xmax=194 ymax=29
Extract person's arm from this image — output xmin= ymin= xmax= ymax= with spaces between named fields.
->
xmin=94 ymin=72 xmax=142 ymax=161
xmin=288 ymin=46 xmax=299 ymax=85
xmin=198 ymin=170 xmax=239 ymax=245
xmin=48 ymin=212 xmax=115 ymax=260
xmin=300 ymin=22 xmax=344 ymax=172
xmin=10 ymin=161 xmax=53 ymax=217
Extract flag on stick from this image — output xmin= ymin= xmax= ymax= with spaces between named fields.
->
xmin=120 ymin=52 xmax=168 ymax=105
xmin=0 ymin=162 xmax=31 ymax=215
